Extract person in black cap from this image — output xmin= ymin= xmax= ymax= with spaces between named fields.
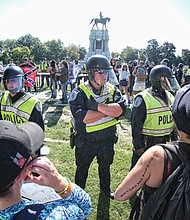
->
xmin=0 ymin=121 xmax=92 ymax=219
xmin=114 ymin=83 xmax=190 ymax=217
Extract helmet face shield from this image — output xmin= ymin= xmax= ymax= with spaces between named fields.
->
xmin=167 ymin=76 xmax=180 ymax=93
xmin=150 ymin=65 xmax=180 ymax=94
xmin=5 ymin=76 xmax=23 ymax=94
xmin=160 ymin=77 xmax=172 ymax=91
xmin=160 ymin=76 xmax=180 ymax=93
xmin=108 ymin=68 xmax=119 ymax=86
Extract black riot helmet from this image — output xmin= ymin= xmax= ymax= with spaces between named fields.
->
xmin=3 ymin=66 xmax=24 ymax=94
xmin=150 ymin=65 xmax=180 ymax=95
xmin=160 ymin=58 xmax=170 ymax=67
xmin=178 ymin=63 xmax=184 ymax=69
xmin=86 ymin=55 xmax=118 ymax=85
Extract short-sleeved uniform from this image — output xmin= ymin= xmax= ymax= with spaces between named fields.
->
xmin=130 ymin=87 xmax=174 ymax=168
xmin=69 ymin=81 xmax=126 ymax=192
xmin=0 ymin=91 xmax=44 ymax=131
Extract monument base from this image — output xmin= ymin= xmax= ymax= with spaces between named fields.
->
xmin=85 ymin=29 xmax=111 ymax=62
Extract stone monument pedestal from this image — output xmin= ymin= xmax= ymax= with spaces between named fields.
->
xmin=85 ymin=29 xmax=111 ymax=62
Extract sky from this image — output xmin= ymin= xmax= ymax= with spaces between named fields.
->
xmin=0 ymin=0 xmax=190 ymax=55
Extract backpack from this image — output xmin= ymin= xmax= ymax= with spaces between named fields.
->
xmin=139 ymin=143 xmax=190 ymax=220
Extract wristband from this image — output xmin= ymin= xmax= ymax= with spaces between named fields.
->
xmin=56 ymin=177 xmax=71 ymax=195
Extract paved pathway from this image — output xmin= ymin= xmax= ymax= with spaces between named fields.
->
xmin=32 ymin=90 xmax=69 ymax=106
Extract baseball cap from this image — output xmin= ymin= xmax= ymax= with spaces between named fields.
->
xmin=172 ymin=84 xmax=190 ymax=136
xmin=0 ymin=121 xmax=44 ymax=192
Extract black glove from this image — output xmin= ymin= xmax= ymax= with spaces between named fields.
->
xmin=85 ymin=98 xmax=98 ymax=110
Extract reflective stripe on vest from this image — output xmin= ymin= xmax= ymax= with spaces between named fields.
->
xmin=79 ymin=82 xmax=119 ymax=133
xmin=79 ymin=82 xmax=114 ymax=102
xmin=1 ymin=91 xmax=39 ymax=125
xmin=141 ymin=90 xmax=174 ymax=136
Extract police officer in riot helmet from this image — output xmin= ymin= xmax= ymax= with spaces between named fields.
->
xmin=0 ymin=66 xmax=44 ymax=130
xmin=160 ymin=58 xmax=170 ymax=67
xmin=3 ymin=66 xmax=24 ymax=94
xmin=87 ymin=54 xmax=119 ymax=86
xmin=150 ymin=64 xmax=180 ymax=96
xmin=69 ymin=54 xmax=126 ymax=199
xmin=130 ymin=65 xmax=179 ymax=170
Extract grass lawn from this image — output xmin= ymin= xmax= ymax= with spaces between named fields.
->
xmin=42 ymin=93 xmax=133 ymax=220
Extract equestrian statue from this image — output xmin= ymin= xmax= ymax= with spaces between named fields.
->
xmin=90 ymin=12 xmax=111 ymax=30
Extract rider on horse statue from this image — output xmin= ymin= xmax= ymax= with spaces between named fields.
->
xmin=90 ymin=12 xmax=111 ymax=30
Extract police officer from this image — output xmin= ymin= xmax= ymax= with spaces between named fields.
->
xmin=69 ymin=55 xmax=126 ymax=199
xmin=115 ymin=83 xmax=190 ymax=220
xmin=130 ymin=65 xmax=180 ymax=169
xmin=184 ymin=66 xmax=190 ymax=84
xmin=176 ymin=63 xmax=184 ymax=86
xmin=0 ymin=66 xmax=44 ymax=130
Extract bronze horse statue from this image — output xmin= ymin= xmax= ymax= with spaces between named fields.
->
xmin=90 ymin=17 xmax=111 ymax=30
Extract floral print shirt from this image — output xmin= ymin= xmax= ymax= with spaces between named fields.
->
xmin=0 ymin=185 xmax=92 ymax=220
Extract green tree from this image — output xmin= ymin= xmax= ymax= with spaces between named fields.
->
xmin=146 ymin=39 xmax=160 ymax=64
xmin=31 ymin=42 xmax=48 ymax=63
xmin=3 ymin=39 xmax=17 ymax=51
xmin=120 ymin=46 xmax=137 ymax=63
xmin=66 ymin=44 xmax=80 ymax=61
xmin=78 ymin=47 xmax=87 ymax=60
xmin=138 ymin=48 xmax=147 ymax=62
xmin=110 ymin=52 xmax=120 ymax=60
xmin=0 ymin=39 xmax=17 ymax=64
xmin=159 ymin=42 xmax=176 ymax=65
xmin=16 ymin=34 xmax=40 ymax=50
xmin=11 ymin=46 xmax=30 ymax=64
xmin=181 ymin=49 xmax=190 ymax=66
xmin=0 ymin=40 xmax=6 ymax=64
xmin=44 ymin=39 xmax=64 ymax=61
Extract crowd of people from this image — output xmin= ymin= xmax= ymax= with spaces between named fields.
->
xmin=0 ymin=57 xmax=83 ymax=104
xmin=2 ymin=56 xmax=190 ymax=106
xmin=1 ymin=54 xmax=190 ymax=219
xmin=37 ymin=58 xmax=83 ymax=103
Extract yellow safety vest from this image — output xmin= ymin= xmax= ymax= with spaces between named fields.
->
xmin=186 ymin=69 xmax=190 ymax=76
xmin=79 ymin=82 xmax=119 ymax=133
xmin=1 ymin=91 xmax=40 ymax=125
xmin=41 ymin=62 xmax=47 ymax=72
xmin=141 ymin=90 xmax=174 ymax=136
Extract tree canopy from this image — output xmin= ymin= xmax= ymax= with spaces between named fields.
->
xmin=0 ymin=34 xmax=190 ymax=66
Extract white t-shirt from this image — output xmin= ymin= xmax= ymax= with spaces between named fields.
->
xmin=119 ymin=70 xmax=130 ymax=81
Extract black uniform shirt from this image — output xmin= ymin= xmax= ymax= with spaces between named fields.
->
xmin=69 ymin=82 xmax=126 ymax=140
xmin=131 ymin=88 xmax=170 ymax=150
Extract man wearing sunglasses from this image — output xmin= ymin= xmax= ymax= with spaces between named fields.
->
xmin=0 ymin=66 xmax=44 ymax=130
xmin=69 ymin=55 xmax=126 ymax=199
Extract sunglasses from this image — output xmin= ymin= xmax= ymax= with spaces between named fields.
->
xmin=95 ymin=69 xmax=109 ymax=75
